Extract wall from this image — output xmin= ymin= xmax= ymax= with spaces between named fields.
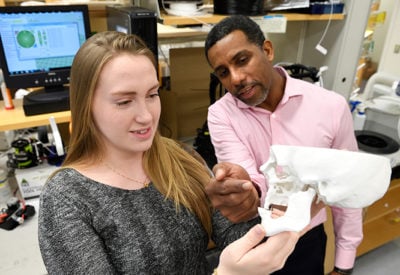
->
xmin=378 ymin=0 xmax=400 ymax=76
xmin=301 ymin=0 xmax=373 ymax=99
xmin=267 ymin=21 xmax=307 ymax=64
xmin=370 ymin=0 xmax=394 ymax=65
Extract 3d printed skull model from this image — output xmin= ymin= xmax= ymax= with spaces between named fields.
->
xmin=258 ymin=145 xmax=391 ymax=236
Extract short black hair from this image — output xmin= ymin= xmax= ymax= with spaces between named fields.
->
xmin=204 ymin=15 xmax=265 ymax=63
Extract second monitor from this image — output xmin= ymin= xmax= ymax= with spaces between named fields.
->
xmin=106 ymin=6 xmax=158 ymax=62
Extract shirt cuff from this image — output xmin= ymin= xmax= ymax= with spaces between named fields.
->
xmin=251 ymin=181 xmax=262 ymax=198
xmin=335 ymin=247 xmax=357 ymax=269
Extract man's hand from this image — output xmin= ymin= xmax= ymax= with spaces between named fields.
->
xmin=206 ymin=162 xmax=260 ymax=223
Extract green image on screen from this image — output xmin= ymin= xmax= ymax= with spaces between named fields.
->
xmin=17 ymin=30 xmax=35 ymax=48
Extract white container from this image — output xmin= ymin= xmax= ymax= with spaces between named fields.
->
xmin=0 ymin=168 xmax=12 ymax=206
xmin=14 ymin=163 xmax=58 ymax=199
xmin=353 ymin=110 xmax=366 ymax=131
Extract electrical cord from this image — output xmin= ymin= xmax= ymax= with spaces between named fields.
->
xmin=315 ymin=0 xmax=334 ymax=55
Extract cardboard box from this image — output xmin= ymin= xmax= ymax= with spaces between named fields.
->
xmin=14 ymin=163 xmax=58 ymax=199
xmin=167 ymin=47 xmax=212 ymax=139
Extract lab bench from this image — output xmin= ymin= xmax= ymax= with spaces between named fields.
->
xmin=357 ymin=178 xmax=400 ymax=256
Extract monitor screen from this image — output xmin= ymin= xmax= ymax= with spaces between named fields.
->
xmin=0 ymin=5 xmax=91 ymax=115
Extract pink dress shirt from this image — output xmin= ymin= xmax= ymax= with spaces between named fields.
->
xmin=207 ymin=67 xmax=363 ymax=269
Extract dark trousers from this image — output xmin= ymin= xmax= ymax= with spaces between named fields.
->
xmin=272 ymin=224 xmax=327 ymax=275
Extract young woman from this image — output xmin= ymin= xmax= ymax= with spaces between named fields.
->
xmin=38 ymin=31 xmax=300 ymax=274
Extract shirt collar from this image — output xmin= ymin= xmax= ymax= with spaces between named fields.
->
xmin=276 ymin=66 xmax=304 ymax=105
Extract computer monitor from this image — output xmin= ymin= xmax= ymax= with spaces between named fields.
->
xmin=0 ymin=5 xmax=91 ymax=116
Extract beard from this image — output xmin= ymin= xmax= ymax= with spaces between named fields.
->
xmin=234 ymin=82 xmax=269 ymax=107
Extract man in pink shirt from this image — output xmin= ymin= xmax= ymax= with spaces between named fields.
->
xmin=204 ymin=15 xmax=362 ymax=275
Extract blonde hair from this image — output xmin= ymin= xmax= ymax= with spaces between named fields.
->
xmin=63 ymin=31 xmax=212 ymax=236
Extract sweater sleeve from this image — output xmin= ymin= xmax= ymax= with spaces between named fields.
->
xmin=38 ymin=180 xmax=116 ymax=274
xmin=211 ymin=210 xmax=261 ymax=249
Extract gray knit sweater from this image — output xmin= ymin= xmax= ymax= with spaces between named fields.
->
xmin=38 ymin=168 xmax=259 ymax=274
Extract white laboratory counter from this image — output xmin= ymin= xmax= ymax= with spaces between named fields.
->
xmin=0 ymin=197 xmax=47 ymax=275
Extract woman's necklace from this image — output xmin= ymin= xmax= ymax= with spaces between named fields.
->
xmin=103 ymin=162 xmax=149 ymax=188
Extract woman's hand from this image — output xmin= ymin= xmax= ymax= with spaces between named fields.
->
xmin=216 ymin=224 xmax=299 ymax=275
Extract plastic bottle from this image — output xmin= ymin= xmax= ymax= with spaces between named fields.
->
xmin=0 ymin=69 xmax=14 ymax=110
xmin=0 ymin=168 xmax=12 ymax=206
xmin=353 ymin=106 xmax=366 ymax=131
xmin=349 ymin=99 xmax=361 ymax=113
